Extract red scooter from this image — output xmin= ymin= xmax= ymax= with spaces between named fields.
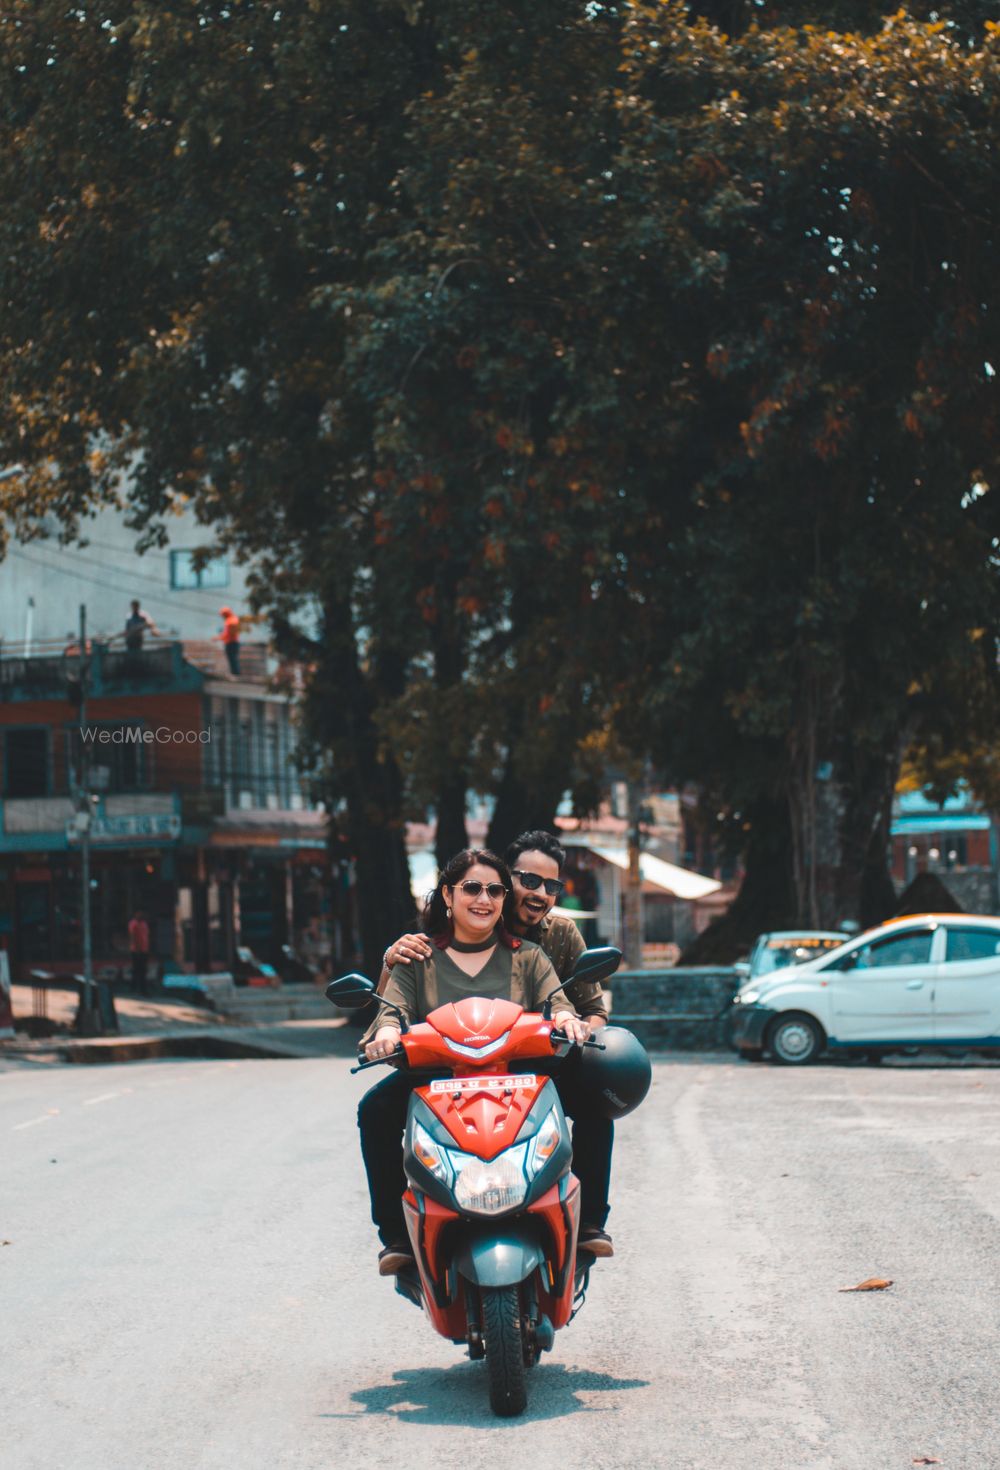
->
xmin=328 ymin=947 xmax=623 ymax=1417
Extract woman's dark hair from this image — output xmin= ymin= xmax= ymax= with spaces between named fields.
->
xmin=422 ymin=848 xmax=515 ymax=947
xmin=504 ymin=829 xmax=567 ymax=874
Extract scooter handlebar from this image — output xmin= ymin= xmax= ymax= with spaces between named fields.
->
xmin=350 ymin=1045 xmax=406 ymax=1075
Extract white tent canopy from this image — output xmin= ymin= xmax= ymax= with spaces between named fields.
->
xmin=578 ymin=844 xmax=722 ymax=901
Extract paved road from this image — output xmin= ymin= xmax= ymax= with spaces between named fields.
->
xmin=3 ymin=1051 xmax=999 ymax=1469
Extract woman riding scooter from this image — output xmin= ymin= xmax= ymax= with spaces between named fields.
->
xmin=357 ymin=847 xmax=599 ymax=1274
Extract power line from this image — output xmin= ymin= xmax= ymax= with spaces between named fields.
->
xmin=3 ymin=543 xmax=251 ymax=624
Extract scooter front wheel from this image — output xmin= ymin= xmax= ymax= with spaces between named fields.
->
xmin=482 ymin=1285 xmax=528 ymax=1417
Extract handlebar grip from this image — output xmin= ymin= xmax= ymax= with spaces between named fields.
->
xmin=351 ymin=1045 xmax=405 ymax=1074
xmin=550 ymin=1029 xmax=605 ymax=1050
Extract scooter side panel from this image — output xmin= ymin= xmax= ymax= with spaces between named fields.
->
xmin=403 ymin=1192 xmax=469 ymax=1342
xmin=530 ymin=1176 xmax=581 ymax=1329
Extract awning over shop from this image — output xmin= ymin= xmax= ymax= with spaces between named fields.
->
xmin=578 ymin=844 xmax=723 ymax=900
xmin=891 ymin=814 xmax=990 ymax=834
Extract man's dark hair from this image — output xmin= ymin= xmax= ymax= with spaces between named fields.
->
xmin=504 ymin=829 xmax=567 ymax=874
xmin=130 ymin=600 xmax=140 ymax=612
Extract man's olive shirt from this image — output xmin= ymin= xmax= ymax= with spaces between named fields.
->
xmin=530 ymin=913 xmax=608 ymax=1021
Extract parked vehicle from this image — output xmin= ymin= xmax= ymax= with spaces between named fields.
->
xmin=733 ymin=930 xmax=850 ymax=982
xmin=327 ymin=947 xmax=650 ymax=1417
xmin=232 ymin=945 xmax=280 ymax=988
xmin=278 ymin=943 xmax=317 ymax=986
xmin=729 ymin=913 xmax=1000 ymax=1064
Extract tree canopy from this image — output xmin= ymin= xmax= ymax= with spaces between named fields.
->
xmin=1 ymin=2 xmax=997 ymax=964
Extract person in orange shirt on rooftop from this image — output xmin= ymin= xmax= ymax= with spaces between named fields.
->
xmin=215 ymin=606 xmax=240 ymax=675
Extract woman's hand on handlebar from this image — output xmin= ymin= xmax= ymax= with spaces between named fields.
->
xmin=552 ymin=1011 xmax=591 ymax=1045
xmin=365 ymin=1025 xmax=402 ymax=1061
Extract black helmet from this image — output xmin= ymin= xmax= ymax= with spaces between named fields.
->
xmin=578 ymin=1026 xmax=652 ymax=1119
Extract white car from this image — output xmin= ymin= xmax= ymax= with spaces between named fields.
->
xmin=729 ymin=913 xmax=1000 ymax=1065
xmin=734 ymin=930 xmax=850 ymax=982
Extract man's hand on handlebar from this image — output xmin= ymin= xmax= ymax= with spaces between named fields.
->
xmin=365 ymin=1025 xmax=402 ymax=1062
xmin=552 ymin=1011 xmax=591 ymax=1045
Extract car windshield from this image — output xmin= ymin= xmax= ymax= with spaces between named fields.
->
xmin=752 ymin=935 xmax=847 ymax=977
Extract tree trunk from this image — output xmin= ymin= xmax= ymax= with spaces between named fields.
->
xmin=435 ymin=773 xmax=469 ymax=867
xmin=787 ymin=716 xmax=902 ymax=931
xmin=486 ymin=752 xmax=563 ymax=856
xmin=430 ymin=596 xmax=468 ymax=867
xmin=680 ymin=796 xmax=796 ymax=964
xmin=308 ymin=595 xmax=415 ymax=981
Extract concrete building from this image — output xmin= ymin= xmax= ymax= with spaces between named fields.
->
xmin=0 ymin=502 xmax=254 ymax=649
xmin=0 ymin=510 xmax=334 ymax=983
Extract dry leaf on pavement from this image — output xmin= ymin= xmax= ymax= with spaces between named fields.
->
xmin=839 ymin=1277 xmax=893 ymax=1292
xmin=912 ymin=1458 xmax=941 ymax=1465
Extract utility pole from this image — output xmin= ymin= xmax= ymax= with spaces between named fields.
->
xmin=622 ymin=780 xmax=645 ymax=969
xmin=77 ymin=604 xmax=96 ymax=1030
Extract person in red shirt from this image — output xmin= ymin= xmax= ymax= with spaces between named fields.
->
xmin=215 ymin=606 xmax=241 ymax=675
xmin=128 ymin=910 xmax=151 ymax=996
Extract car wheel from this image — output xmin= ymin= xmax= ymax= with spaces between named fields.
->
xmin=767 ymin=1012 xmax=824 ymax=1066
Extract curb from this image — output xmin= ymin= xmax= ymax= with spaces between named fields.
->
xmin=1 ymin=1023 xmax=352 ymax=1065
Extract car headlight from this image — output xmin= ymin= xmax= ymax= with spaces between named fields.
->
xmin=738 ymin=990 xmax=760 ymax=1005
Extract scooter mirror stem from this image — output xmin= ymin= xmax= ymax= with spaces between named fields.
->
xmin=541 ymin=997 xmax=553 ymax=1021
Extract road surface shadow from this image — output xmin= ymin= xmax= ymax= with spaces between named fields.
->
xmin=321 ymin=1361 xmax=649 ymax=1425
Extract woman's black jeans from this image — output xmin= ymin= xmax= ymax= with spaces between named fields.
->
xmin=357 ymin=1054 xmax=615 ymax=1247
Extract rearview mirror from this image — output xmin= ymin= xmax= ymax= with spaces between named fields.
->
xmin=568 ymin=946 xmax=622 ymax=987
xmin=325 ymin=972 xmax=376 ymax=1009
xmin=733 ymin=960 xmax=751 ymax=979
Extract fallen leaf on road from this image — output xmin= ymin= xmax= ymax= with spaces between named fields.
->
xmin=912 ymin=1458 xmax=941 ymax=1465
xmin=839 ymin=1277 xmax=893 ymax=1292
xmin=1 ymin=1240 xmax=10 ymax=1246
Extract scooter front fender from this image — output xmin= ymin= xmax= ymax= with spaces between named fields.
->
xmin=455 ymin=1234 xmax=546 ymax=1288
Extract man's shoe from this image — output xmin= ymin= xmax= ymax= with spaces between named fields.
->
xmin=378 ymin=1243 xmax=415 ymax=1276
xmin=578 ymin=1226 xmax=614 ymax=1258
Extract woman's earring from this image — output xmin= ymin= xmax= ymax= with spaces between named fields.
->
xmin=446 ymin=906 xmax=453 ymax=921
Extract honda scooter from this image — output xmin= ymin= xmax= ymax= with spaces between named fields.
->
xmin=328 ymin=947 xmax=626 ymax=1417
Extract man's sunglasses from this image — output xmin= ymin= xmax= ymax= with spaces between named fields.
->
xmin=458 ymin=879 xmax=508 ymax=900
xmin=512 ymin=870 xmax=565 ymax=897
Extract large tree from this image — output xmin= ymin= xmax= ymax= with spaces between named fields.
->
xmin=1 ymin=2 xmax=997 ymax=966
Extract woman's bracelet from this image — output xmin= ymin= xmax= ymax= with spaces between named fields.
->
xmin=383 ymin=946 xmax=394 ymax=969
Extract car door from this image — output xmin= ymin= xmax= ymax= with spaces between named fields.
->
xmin=933 ymin=925 xmax=1000 ymax=1042
xmin=825 ymin=926 xmax=937 ymax=1042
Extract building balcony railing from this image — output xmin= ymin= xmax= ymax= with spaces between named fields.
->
xmin=0 ymin=638 xmax=271 ymax=700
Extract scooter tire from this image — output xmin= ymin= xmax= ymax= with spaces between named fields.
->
xmin=482 ymin=1285 xmax=528 ymax=1417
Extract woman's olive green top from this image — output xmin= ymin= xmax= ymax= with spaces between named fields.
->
xmin=362 ymin=938 xmax=576 ymax=1044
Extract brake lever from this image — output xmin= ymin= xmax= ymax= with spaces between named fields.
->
xmin=550 ymin=1030 xmax=605 ymax=1050
xmin=350 ymin=1045 xmax=405 ymax=1075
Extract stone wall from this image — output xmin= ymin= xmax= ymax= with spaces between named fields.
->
xmin=606 ymin=967 xmax=739 ymax=1051
xmin=940 ymin=868 xmax=997 ymax=915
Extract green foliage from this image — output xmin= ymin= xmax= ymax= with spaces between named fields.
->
xmin=0 ymin=1 xmax=997 ymax=938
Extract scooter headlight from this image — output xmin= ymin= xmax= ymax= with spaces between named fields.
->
xmin=453 ymin=1146 xmax=529 ymax=1215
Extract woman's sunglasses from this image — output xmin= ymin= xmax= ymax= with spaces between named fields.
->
xmin=511 ymin=869 xmax=565 ymax=897
xmin=458 ymin=879 xmax=508 ymax=901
